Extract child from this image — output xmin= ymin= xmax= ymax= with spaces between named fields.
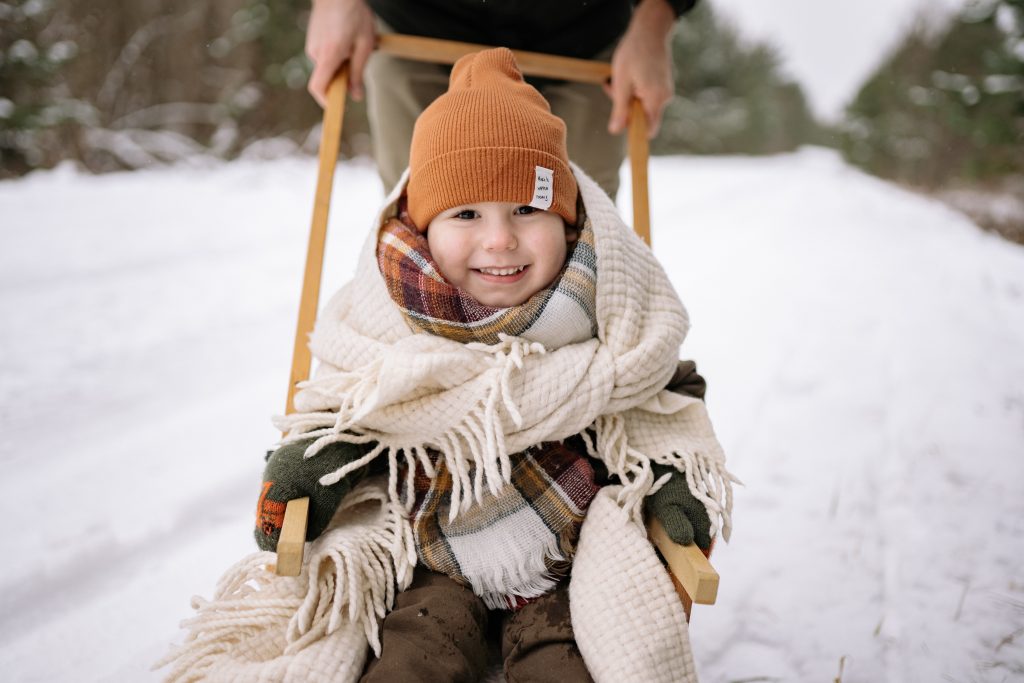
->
xmin=258 ymin=47 xmax=733 ymax=682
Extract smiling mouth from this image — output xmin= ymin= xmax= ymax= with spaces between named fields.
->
xmin=473 ymin=264 xmax=530 ymax=283
xmin=475 ymin=265 xmax=527 ymax=276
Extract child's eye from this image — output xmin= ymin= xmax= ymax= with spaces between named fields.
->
xmin=514 ymin=206 xmax=538 ymax=215
xmin=454 ymin=209 xmax=478 ymax=220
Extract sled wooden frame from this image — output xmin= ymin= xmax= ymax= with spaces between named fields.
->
xmin=275 ymin=34 xmax=719 ymax=615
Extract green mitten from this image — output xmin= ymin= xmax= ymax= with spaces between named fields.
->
xmin=645 ymin=462 xmax=712 ymax=551
xmin=255 ymin=438 xmax=372 ymax=552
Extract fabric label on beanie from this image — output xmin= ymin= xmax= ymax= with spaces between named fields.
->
xmin=530 ymin=166 xmax=554 ymax=211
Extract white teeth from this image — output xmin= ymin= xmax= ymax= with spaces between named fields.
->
xmin=478 ymin=266 xmax=525 ymax=276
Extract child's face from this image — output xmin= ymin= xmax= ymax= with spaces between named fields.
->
xmin=427 ymin=202 xmax=575 ymax=308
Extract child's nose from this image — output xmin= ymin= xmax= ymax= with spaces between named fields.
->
xmin=482 ymin=217 xmax=518 ymax=251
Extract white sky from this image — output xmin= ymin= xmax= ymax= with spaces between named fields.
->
xmin=709 ymin=0 xmax=966 ymax=121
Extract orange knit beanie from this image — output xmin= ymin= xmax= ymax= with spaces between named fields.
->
xmin=406 ymin=47 xmax=577 ymax=229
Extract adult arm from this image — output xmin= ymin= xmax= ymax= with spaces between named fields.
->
xmin=305 ymin=0 xmax=377 ymax=106
xmin=607 ymin=0 xmax=691 ymax=138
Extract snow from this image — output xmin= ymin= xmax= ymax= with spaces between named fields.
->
xmin=2 ymin=149 xmax=1023 ymax=682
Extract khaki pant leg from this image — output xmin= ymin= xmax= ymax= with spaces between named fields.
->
xmin=364 ymin=22 xmax=450 ymax=194
xmin=500 ymin=581 xmax=594 ymax=683
xmin=539 ymin=43 xmax=625 ymax=201
xmin=360 ymin=569 xmax=491 ymax=683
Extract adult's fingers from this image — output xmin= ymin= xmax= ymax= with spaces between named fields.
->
xmin=308 ymin=58 xmax=338 ymax=108
xmin=347 ymin=33 xmax=375 ymax=101
xmin=307 ymin=39 xmax=348 ymax=108
xmin=636 ymin=85 xmax=672 ymax=139
xmin=606 ymin=77 xmax=633 ymax=135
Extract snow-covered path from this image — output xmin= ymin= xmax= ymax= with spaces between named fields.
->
xmin=1 ymin=149 xmax=1022 ymax=682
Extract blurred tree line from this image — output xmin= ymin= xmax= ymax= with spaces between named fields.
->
xmin=838 ymin=0 xmax=1023 ymax=241
xmin=655 ymin=3 xmax=825 ymax=155
xmin=0 ymin=0 xmax=370 ymax=176
xmin=0 ymin=0 xmax=821 ymax=178
xmin=840 ymin=0 xmax=1022 ymax=186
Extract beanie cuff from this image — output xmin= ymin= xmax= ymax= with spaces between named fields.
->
xmin=408 ymin=147 xmax=577 ymax=229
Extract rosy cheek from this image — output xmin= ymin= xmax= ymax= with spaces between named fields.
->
xmin=435 ymin=241 xmax=461 ymax=268
xmin=428 ymin=238 xmax=468 ymax=282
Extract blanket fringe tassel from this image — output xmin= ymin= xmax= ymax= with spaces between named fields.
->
xmin=153 ymin=484 xmax=415 ymax=682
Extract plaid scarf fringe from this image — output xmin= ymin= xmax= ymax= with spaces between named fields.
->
xmin=409 ymin=440 xmax=599 ymax=610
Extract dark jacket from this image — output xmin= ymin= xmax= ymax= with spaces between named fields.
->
xmin=367 ymin=0 xmax=698 ymax=60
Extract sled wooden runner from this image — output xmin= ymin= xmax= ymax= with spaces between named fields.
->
xmin=276 ymin=34 xmax=718 ymax=614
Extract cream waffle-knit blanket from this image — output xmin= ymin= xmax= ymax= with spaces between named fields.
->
xmin=157 ymin=164 xmax=734 ymax=682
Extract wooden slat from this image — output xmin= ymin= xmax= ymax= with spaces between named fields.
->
xmin=647 ymin=516 xmax=719 ymax=605
xmin=276 ymin=69 xmax=348 ymax=577
xmin=275 ymin=497 xmax=309 ymax=577
xmin=628 ymin=99 xmax=651 ymax=245
xmin=284 ymin=66 xmax=348 ymax=416
xmin=378 ymin=34 xmax=611 ymax=84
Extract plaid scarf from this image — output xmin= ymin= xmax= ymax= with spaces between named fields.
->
xmin=376 ymin=197 xmax=597 ymax=346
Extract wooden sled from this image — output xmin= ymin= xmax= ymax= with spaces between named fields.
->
xmin=275 ymin=34 xmax=719 ymax=619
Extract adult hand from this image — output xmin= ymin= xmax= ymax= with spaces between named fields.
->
xmin=605 ymin=0 xmax=677 ymax=138
xmin=305 ymin=0 xmax=377 ymax=107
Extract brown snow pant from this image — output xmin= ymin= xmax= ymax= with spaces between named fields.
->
xmin=364 ymin=21 xmax=626 ymax=201
xmin=360 ymin=569 xmax=593 ymax=683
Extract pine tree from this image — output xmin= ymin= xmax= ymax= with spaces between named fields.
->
xmin=0 ymin=0 xmax=85 ymax=177
xmin=840 ymin=0 xmax=1023 ymax=187
xmin=0 ymin=0 xmax=370 ymax=176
